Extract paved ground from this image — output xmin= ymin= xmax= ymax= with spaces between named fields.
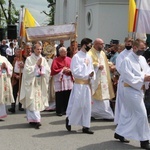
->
xmin=0 ymin=106 xmax=145 ymax=150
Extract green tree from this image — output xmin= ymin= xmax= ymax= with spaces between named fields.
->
xmin=43 ymin=0 xmax=55 ymax=25
xmin=0 ymin=0 xmax=19 ymax=26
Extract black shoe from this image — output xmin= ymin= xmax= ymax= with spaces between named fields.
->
xmin=0 ymin=119 xmax=5 ymax=121
xmin=8 ymin=108 xmax=16 ymax=113
xmin=102 ymin=118 xmax=114 ymax=122
xmin=35 ymin=122 xmax=42 ymax=129
xmin=140 ymin=141 xmax=150 ymax=150
xmin=82 ymin=128 xmax=94 ymax=134
xmin=29 ymin=122 xmax=37 ymax=125
xmin=57 ymin=113 xmax=63 ymax=116
xmin=66 ymin=117 xmax=71 ymax=131
xmin=62 ymin=112 xmax=66 ymax=115
xmin=91 ymin=117 xmax=96 ymax=121
xmin=114 ymin=133 xmax=130 ymax=143
xmin=19 ymin=108 xmax=24 ymax=111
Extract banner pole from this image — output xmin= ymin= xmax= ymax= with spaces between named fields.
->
xmin=18 ymin=6 xmax=24 ymax=104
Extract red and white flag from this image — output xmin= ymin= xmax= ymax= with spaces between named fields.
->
xmin=134 ymin=0 xmax=150 ymax=34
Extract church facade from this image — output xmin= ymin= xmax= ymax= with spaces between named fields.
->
xmin=54 ymin=0 xmax=129 ymax=44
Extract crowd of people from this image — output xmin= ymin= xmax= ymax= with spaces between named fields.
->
xmin=0 ymin=37 xmax=150 ymax=149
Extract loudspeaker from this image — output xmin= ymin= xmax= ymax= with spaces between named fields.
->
xmin=7 ymin=25 xmax=17 ymax=39
xmin=0 ymin=28 xmax=5 ymax=41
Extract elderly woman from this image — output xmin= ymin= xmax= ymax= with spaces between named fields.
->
xmin=8 ymin=48 xmax=25 ymax=113
xmin=51 ymin=47 xmax=73 ymax=116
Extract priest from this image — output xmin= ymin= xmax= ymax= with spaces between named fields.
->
xmin=88 ymin=38 xmax=114 ymax=120
xmin=20 ymin=43 xmax=50 ymax=129
xmin=0 ymin=54 xmax=14 ymax=120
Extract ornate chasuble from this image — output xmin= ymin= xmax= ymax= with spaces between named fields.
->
xmin=88 ymin=47 xmax=115 ymax=100
xmin=0 ymin=59 xmax=14 ymax=104
xmin=20 ymin=54 xmax=50 ymax=111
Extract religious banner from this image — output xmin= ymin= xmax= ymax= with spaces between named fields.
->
xmin=26 ymin=23 xmax=76 ymax=41
xmin=43 ymin=41 xmax=56 ymax=60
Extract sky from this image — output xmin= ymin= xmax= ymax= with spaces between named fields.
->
xmin=6 ymin=0 xmax=50 ymax=25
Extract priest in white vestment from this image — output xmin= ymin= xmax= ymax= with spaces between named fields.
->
xmin=88 ymin=38 xmax=114 ymax=120
xmin=0 ymin=54 xmax=14 ymax=119
xmin=20 ymin=43 xmax=50 ymax=129
xmin=114 ymin=37 xmax=133 ymax=125
xmin=66 ymin=38 xmax=95 ymax=134
xmin=114 ymin=39 xmax=150 ymax=150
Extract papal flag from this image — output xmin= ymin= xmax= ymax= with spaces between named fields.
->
xmin=134 ymin=0 xmax=150 ymax=34
xmin=128 ymin=0 xmax=136 ymax=32
xmin=19 ymin=8 xmax=40 ymax=41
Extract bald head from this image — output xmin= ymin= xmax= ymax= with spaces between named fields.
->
xmin=93 ymin=38 xmax=104 ymax=51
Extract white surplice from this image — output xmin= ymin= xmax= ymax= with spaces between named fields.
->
xmin=0 ymin=55 xmax=14 ymax=118
xmin=20 ymin=53 xmax=50 ymax=122
xmin=66 ymin=50 xmax=95 ymax=128
xmin=115 ymin=52 xmax=150 ymax=141
xmin=114 ymin=48 xmax=132 ymax=124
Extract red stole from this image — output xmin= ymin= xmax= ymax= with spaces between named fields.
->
xmin=51 ymin=56 xmax=71 ymax=76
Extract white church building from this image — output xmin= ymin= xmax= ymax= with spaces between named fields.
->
xmin=54 ymin=0 xmax=129 ymax=44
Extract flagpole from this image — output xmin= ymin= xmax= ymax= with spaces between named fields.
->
xmin=74 ymin=13 xmax=78 ymax=40
xmin=73 ymin=13 xmax=78 ymax=53
xmin=18 ymin=6 xmax=24 ymax=105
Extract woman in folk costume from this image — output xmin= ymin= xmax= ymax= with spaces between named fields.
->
xmin=88 ymin=38 xmax=114 ymax=120
xmin=8 ymin=48 xmax=25 ymax=113
xmin=0 ymin=54 xmax=14 ymax=119
xmin=20 ymin=43 xmax=50 ymax=129
xmin=51 ymin=47 xmax=73 ymax=116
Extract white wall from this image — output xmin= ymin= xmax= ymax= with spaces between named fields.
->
xmin=55 ymin=0 xmax=129 ymax=45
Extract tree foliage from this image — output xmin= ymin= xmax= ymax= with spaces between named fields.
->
xmin=43 ymin=0 xmax=55 ymax=25
xmin=0 ymin=0 xmax=19 ymax=27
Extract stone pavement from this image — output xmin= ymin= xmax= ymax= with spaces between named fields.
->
xmin=0 ymin=107 xmax=143 ymax=150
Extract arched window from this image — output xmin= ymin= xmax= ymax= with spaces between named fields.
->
xmin=86 ymin=9 xmax=93 ymax=29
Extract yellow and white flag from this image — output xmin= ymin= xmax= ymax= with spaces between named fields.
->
xmin=19 ymin=8 xmax=40 ymax=41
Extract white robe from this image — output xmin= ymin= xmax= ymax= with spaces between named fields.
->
xmin=115 ymin=52 xmax=150 ymax=141
xmin=92 ymin=99 xmax=114 ymax=119
xmin=0 ymin=55 xmax=14 ymax=118
xmin=26 ymin=110 xmax=41 ymax=123
xmin=114 ymin=49 xmax=132 ymax=124
xmin=20 ymin=53 xmax=50 ymax=122
xmin=66 ymin=50 xmax=95 ymax=128
xmin=0 ymin=104 xmax=7 ymax=119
